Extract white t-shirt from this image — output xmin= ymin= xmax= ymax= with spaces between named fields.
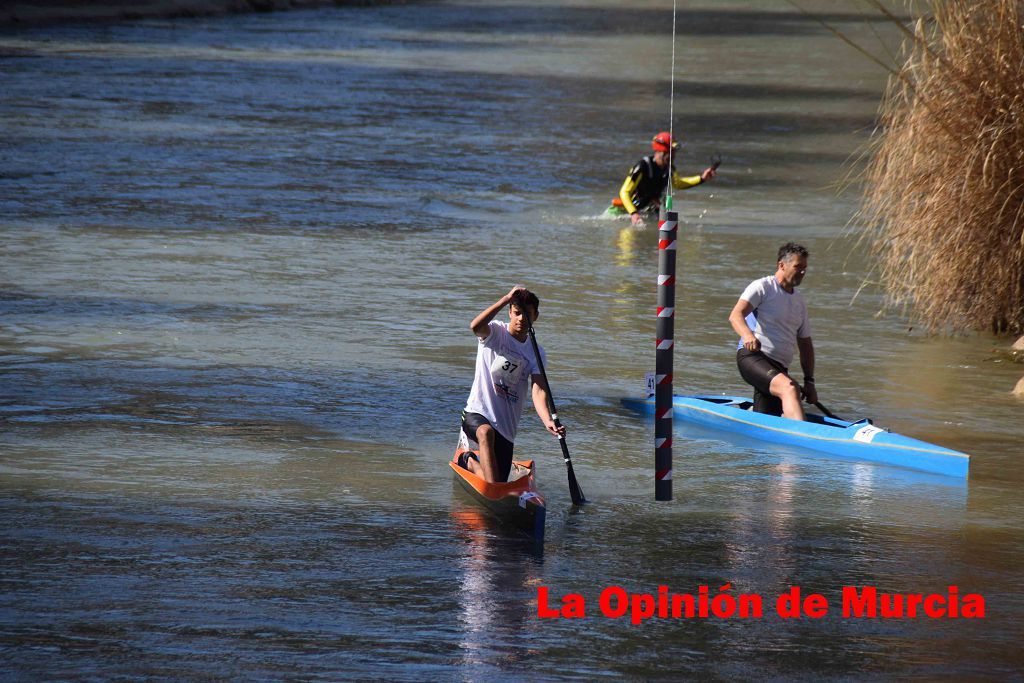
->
xmin=464 ymin=320 xmax=545 ymax=443
xmin=738 ymin=275 xmax=811 ymax=367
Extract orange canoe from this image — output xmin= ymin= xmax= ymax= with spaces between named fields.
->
xmin=449 ymin=449 xmax=546 ymax=541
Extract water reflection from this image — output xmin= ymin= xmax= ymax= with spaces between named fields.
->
xmin=720 ymin=459 xmax=799 ymax=588
xmin=450 ymin=504 xmax=543 ymax=668
xmin=614 ymin=225 xmax=640 ymax=267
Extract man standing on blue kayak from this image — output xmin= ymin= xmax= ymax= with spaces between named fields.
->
xmin=461 ymin=286 xmax=566 ymax=483
xmin=607 ymin=131 xmax=717 ymax=227
xmin=728 ymin=243 xmax=818 ymax=421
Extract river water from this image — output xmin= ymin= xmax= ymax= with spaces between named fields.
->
xmin=2 ymin=0 xmax=1022 ymax=679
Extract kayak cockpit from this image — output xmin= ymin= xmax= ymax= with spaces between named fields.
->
xmin=687 ymin=394 xmax=852 ymax=429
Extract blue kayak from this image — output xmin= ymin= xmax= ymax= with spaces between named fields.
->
xmin=621 ymin=394 xmax=970 ymax=478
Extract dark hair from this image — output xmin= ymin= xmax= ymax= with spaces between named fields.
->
xmin=777 ymin=242 xmax=809 ymax=264
xmin=510 ymin=289 xmax=540 ymax=317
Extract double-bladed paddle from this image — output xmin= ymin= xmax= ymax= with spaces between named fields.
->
xmin=525 ymin=320 xmax=586 ymax=506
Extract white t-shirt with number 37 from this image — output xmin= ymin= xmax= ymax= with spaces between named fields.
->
xmin=464 ymin=320 xmax=545 ymax=443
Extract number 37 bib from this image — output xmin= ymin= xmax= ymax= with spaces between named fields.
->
xmin=489 ymin=351 xmax=528 ymax=402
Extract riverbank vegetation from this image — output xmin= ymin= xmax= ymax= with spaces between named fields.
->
xmin=858 ymin=0 xmax=1024 ymax=336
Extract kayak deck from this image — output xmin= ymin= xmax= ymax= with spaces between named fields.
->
xmin=622 ymin=394 xmax=970 ymax=478
xmin=450 ymin=449 xmax=546 ymax=541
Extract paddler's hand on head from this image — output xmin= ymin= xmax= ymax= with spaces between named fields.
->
xmin=544 ymin=420 xmax=567 ymax=438
xmin=506 ymin=284 xmax=528 ymax=303
xmin=741 ymin=335 xmax=760 ymax=352
xmin=630 ymin=212 xmax=645 ymax=228
xmin=701 ymin=166 xmax=717 ymax=182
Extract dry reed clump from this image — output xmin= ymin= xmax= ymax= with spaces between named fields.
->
xmin=859 ymin=0 xmax=1024 ymax=335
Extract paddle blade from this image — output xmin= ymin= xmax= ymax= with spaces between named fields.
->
xmin=566 ymin=460 xmax=586 ymax=506
xmin=556 ymin=434 xmax=585 ymax=505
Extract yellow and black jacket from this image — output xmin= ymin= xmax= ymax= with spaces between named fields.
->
xmin=614 ymin=156 xmax=703 ymax=215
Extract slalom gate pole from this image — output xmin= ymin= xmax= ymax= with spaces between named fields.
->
xmin=655 ymin=201 xmax=677 ymax=501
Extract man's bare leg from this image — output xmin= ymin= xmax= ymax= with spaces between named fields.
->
xmin=770 ymin=373 xmax=805 ymax=421
xmin=466 ymin=423 xmax=500 ymax=482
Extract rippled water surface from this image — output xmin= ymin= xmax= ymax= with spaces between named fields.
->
xmin=2 ymin=1 xmax=1023 ymax=679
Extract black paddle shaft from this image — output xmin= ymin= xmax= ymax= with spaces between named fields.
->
xmin=814 ymin=401 xmax=842 ymax=421
xmin=526 ymin=323 xmax=586 ymax=506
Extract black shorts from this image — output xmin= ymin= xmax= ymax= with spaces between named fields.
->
xmin=736 ymin=348 xmax=788 ymax=416
xmin=461 ymin=411 xmax=514 ymax=482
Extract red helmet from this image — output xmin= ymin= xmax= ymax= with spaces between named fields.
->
xmin=652 ymin=131 xmax=679 ymax=153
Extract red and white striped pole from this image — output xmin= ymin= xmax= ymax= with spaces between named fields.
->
xmin=655 ymin=206 xmax=677 ymax=501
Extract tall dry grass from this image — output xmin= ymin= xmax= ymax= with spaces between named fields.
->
xmin=858 ymin=0 xmax=1024 ymax=334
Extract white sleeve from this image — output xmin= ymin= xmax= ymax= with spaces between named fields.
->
xmin=480 ymin=320 xmax=503 ymax=348
xmin=739 ymin=279 xmax=765 ymax=309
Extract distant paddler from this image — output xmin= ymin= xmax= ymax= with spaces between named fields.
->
xmin=460 ymin=286 xmax=566 ymax=483
xmin=606 ymin=131 xmax=717 ymax=227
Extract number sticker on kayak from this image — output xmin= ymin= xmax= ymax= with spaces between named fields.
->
xmin=519 ymin=492 xmax=540 ymax=508
xmin=853 ymin=425 xmax=885 ymax=443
